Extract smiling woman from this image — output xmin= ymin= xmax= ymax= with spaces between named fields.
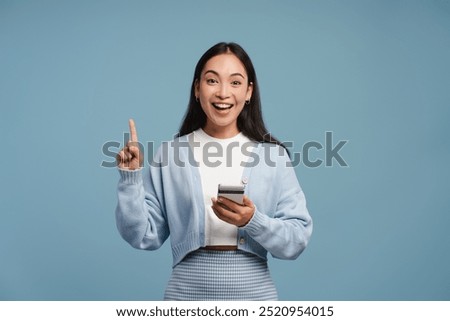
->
xmin=194 ymin=53 xmax=253 ymax=138
xmin=115 ymin=42 xmax=313 ymax=301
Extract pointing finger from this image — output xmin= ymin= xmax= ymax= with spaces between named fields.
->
xmin=129 ymin=118 xmax=138 ymax=142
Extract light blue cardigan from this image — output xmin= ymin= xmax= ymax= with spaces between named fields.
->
xmin=116 ymin=135 xmax=313 ymax=267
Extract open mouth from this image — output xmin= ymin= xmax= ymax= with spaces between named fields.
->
xmin=212 ymin=103 xmax=233 ymax=110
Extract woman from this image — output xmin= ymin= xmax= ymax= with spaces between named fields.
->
xmin=116 ymin=42 xmax=312 ymax=300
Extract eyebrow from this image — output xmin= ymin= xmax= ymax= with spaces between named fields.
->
xmin=204 ymin=70 xmax=245 ymax=79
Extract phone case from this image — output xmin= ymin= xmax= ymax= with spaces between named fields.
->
xmin=217 ymin=184 xmax=245 ymax=205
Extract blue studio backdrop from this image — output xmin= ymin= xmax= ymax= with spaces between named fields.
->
xmin=1 ymin=0 xmax=449 ymax=300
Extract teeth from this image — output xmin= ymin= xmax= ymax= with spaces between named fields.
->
xmin=213 ymin=103 xmax=233 ymax=109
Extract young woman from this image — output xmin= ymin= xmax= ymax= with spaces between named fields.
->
xmin=116 ymin=42 xmax=312 ymax=300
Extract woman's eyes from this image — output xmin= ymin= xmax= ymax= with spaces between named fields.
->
xmin=205 ymin=79 xmax=242 ymax=86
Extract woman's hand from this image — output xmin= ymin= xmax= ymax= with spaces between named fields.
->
xmin=211 ymin=195 xmax=255 ymax=227
xmin=117 ymin=119 xmax=143 ymax=170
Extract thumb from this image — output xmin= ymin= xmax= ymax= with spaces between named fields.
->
xmin=243 ymin=195 xmax=254 ymax=208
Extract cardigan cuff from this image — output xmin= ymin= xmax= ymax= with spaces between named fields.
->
xmin=118 ymin=168 xmax=143 ymax=184
xmin=241 ymin=207 xmax=268 ymax=235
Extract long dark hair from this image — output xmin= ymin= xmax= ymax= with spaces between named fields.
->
xmin=177 ymin=42 xmax=288 ymax=153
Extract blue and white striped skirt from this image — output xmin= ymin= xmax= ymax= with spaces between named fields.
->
xmin=164 ymin=249 xmax=278 ymax=301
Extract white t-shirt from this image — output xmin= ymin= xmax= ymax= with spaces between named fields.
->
xmin=190 ymin=128 xmax=254 ymax=246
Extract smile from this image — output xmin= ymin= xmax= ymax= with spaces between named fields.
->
xmin=212 ymin=103 xmax=233 ymax=110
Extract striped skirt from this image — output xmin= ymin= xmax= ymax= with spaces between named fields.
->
xmin=164 ymin=249 xmax=278 ymax=301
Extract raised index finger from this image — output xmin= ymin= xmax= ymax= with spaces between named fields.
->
xmin=129 ymin=118 xmax=138 ymax=142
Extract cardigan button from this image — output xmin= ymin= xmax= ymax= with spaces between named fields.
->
xmin=241 ymin=177 xmax=248 ymax=185
xmin=239 ymin=237 xmax=245 ymax=245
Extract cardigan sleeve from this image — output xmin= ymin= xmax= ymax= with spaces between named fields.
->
xmin=242 ymin=149 xmax=313 ymax=260
xmin=115 ymin=148 xmax=170 ymax=251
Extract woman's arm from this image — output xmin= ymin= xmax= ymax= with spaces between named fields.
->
xmin=115 ymin=119 xmax=169 ymax=250
xmin=115 ymin=167 xmax=169 ymax=250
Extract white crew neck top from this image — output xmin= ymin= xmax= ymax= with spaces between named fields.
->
xmin=190 ymin=128 xmax=253 ymax=246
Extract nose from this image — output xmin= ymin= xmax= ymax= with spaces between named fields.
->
xmin=216 ymin=83 xmax=230 ymax=99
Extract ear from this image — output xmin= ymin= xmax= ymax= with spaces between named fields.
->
xmin=194 ymin=79 xmax=199 ymax=98
xmin=246 ymin=82 xmax=254 ymax=102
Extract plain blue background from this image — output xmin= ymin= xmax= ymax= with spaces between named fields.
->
xmin=1 ymin=0 xmax=449 ymax=300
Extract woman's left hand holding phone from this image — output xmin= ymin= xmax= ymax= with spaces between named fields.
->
xmin=211 ymin=195 xmax=255 ymax=227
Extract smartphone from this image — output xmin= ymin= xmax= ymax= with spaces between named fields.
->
xmin=217 ymin=184 xmax=245 ymax=205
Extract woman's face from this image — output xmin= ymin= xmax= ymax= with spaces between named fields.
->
xmin=195 ymin=53 xmax=253 ymax=138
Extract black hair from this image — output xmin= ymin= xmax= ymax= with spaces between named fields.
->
xmin=177 ymin=42 xmax=288 ymax=154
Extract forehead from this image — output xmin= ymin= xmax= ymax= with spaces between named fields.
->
xmin=202 ymin=53 xmax=247 ymax=77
